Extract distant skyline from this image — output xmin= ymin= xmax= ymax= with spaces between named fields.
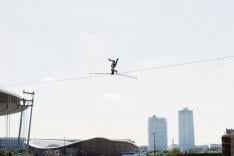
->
xmin=0 ymin=0 xmax=234 ymax=146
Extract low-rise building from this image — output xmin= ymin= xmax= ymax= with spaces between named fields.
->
xmin=222 ymin=129 xmax=234 ymax=156
xmin=210 ymin=144 xmax=222 ymax=152
xmin=195 ymin=145 xmax=209 ymax=153
xmin=0 ymin=137 xmax=24 ymax=150
xmin=168 ymin=143 xmax=180 ymax=151
xmin=139 ymin=146 xmax=148 ymax=156
xmin=29 ymin=137 xmax=139 ymax=156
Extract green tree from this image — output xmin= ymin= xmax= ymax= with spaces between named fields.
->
xmin=167 ymin=148 xmax=180 ymax=156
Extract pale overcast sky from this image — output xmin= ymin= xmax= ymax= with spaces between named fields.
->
xmin=1 ymin=0 xmax=234 ymax=146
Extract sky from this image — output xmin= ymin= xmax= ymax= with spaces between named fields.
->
xmin=0 ymin=0 xmax=234 ymax=146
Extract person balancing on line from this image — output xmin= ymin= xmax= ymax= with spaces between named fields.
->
xmin=108 ymin=58 xmax=119 ymax=75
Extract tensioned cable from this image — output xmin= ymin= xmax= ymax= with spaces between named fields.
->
xmin=122 ymin=55 xmax=234 ymax=73
xmin=5 ymin=74 xmax=109 ymax=87
xmin=4 ymin=55 xmax=234 ymax=87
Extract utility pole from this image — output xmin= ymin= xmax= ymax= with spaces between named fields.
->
xmin=153 ymin=132 xmax=156 ymax=156
xmin=24 ymin=90 xmax=35 ymax=156
xmin=64 ymin=137 xmax=66 ymax=156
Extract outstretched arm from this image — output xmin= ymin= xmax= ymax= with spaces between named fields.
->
xmin=115 ymin=58 xmax=119 ymax=64
xmin=108 ymin=58 xmax=114 ymax=62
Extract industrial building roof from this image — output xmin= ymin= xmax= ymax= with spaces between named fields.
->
xmin=0 ymin=89 xmax=29 ymax=116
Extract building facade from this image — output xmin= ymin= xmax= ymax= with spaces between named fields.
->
xmin=222 ymin=129 xmax=234 ymax=156
xmin=139 ymin=146 xmax=148 ymax=156
xmin=210 ymin=144 xmax=222 ymax=152
xmin=29 ymin=138 xmax=139 ymax=156
xmin=0 ymin=137 xmax=24 ymax=150
xmin=148 ymin=115 xmax=167 ymax=152
xmin=178 ymin=108 xmax=195 ymax=151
